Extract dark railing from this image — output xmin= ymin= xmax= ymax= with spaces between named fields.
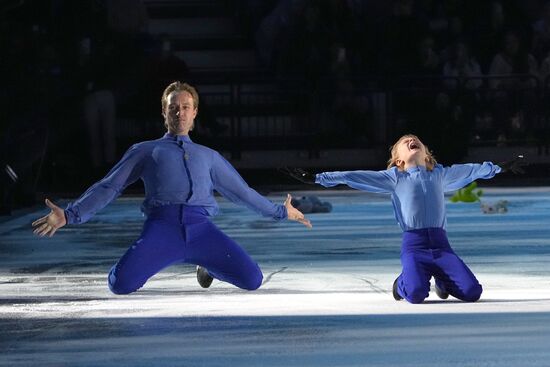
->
xmin=116 ymin=72 xmax=548 ymax=159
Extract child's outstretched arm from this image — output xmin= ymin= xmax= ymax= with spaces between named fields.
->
xmin=314 ymin=169 xmax=397 ymax=193
xmin=442 ymin=154 xmax=526 ymax=192
xmin=442 ymin=162 xmax=501 ymax=192
xmin=281 ymin=166 xmax=396 ymax=192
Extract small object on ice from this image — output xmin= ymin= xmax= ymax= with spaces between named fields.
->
xmin=451 ymin=183 xmax=509 ymax=214
xmin=290 ymin=196 xmax=332 ymax=214
xmin=480 ymin=200 xmax=508 ymax=214
xmin=450 ymin=182 xmax=483 ymax=203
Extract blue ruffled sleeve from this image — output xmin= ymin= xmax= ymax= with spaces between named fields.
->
xmin=65 ymin=144 xmax=145 ymax=224
xmin=211 ymin=152 xmax=287 ymax=220
xmin=315 ymin=169 xmax=397 ymax=194
xmin=442 ymin=162 xmax=501 ymax=192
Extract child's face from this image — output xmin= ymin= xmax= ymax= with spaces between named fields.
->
xmin=395 ymin=136 xmax=428 ymax=168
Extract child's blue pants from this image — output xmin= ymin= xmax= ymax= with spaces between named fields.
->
xmin=395 ymin=227 xmax=482 ymax=303
xmin=108 ymin=204 xmax=263 ymax=294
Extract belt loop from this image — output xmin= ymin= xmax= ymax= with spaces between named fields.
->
xmin=179 ymin=205 xmax=184 ymax=224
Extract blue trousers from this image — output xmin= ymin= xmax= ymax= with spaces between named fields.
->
xmin=395 ymin=228 xmax=482 ymax=304
xmin=108 ymin=205 xmax=263 ymax=294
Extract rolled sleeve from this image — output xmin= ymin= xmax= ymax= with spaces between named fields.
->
xmin=211 ymin=152 xmax=287 ymax=220
xmin=316 ymin=169 xmax=397 ymax=194
xmin=442 ymin=162 xmax=501 ymax=192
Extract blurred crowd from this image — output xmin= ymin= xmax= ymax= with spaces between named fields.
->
xmin=3 ymin=0 xmax=550 ymax=214
xmin=250 ymin=0 xmax=550 ymax=157
xmin=0 ymin=0 xmax=185 ymax=214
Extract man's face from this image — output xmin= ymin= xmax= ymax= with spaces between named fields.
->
xmin=164 ymin=91 xmax=197 ymax=135
xmin=396 ymin=136 xmax=428 ymax=168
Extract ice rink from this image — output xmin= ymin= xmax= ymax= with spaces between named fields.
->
xmin=1 ymin=188 xmax=550 ymax=366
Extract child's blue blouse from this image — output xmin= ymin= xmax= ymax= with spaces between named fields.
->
xmin=315 ymin=163 xmax=501 ymax=231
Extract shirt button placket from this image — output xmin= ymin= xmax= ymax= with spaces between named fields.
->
xmin=178 ymin=139 xmax=193 ymax=202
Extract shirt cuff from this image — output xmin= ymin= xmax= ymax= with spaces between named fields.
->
xmin=64 ymin=208 xmax=77 ymax=225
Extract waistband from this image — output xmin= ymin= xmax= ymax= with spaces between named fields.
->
xmin=146 ymin=204 xmax=209 ymax=222
xmin=404 ymin=227 xmax=447 ymax=236
xmin=402 ymin=227 xmax=450 ymax=250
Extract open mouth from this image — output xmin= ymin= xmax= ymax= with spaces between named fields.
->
xmin=408 ymin=141 xmax=420 ymax=151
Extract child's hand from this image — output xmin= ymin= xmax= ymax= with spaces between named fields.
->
xmin=279 ymin=167 xmax=316 ymax=184
xmin=498 ymin=155 xmax=526 ymax=174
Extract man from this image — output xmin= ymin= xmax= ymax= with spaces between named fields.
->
xmin=32 ymin=81 xmax=311 ymax=294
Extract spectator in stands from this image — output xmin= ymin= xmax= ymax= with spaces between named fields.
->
xmin=254 ymin=0 xmax=308 ymax=69
xmin=536 ymin=50 xmax=550 ymax=155
xmin=532 ymin=1 xmax=550 ymax=63
xmin=74 ymin=36 xmax=118 ymax=172
xmin=488 ymin=30 xmax=539 ymax=141
xmin=32 ymin=81 xmax=311 ymax=295
xmin=379 ymin=0 xmax=428 ymax=75
xmin=327 ymin=43 xmax=370 ymax=145
xmin=237 ymin=0 xmax=279 ymax=36
xmin=443 ymin=41 xmax=483 ymax=90
xmin=277 ymin=1 xmax=331 ymax=81
xmin=107 ymin=0 xmax=149 ymax=42
xmin=415 ymin=0 xmax=465 ymax=50
xmin=441 ymin=41 xmax=484 ymax=159
xmin=414 ymin=34 xmax=441 ymax=75
xmin=106 ymin=0 xmax=150 ymax=67
xmin=539 ymin=50 xmax=550 ymax=82
xmin=323 ymin=0 xmax=355 ymax=51
xmin=489 ymin=31 xmax=538 ymax=89
xmin=401 ymin=34 xmax=443 ymax=156
xmin=470 ymin=1 xmax=510 ymax=72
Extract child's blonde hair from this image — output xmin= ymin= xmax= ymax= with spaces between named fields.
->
xmin=387 ymin=134 xmax=437 ymax=170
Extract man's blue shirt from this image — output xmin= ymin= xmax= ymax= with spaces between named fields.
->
xmin=65 ymin=133 xmax=287 ymax=224
xmin=315 ymin=163 xmax=501 ymax=231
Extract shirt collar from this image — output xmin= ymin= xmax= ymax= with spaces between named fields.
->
xmin=164 ymin=132 xmax=192 ymax=144
xmin=404 ymin=165 xmax=427 ymax=173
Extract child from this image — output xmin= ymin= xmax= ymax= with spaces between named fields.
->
xmin=284 ymin=134 xmax=510 ymax=303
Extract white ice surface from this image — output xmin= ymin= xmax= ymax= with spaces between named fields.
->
xmin=1 ymin=188 xmax=550 ymax=366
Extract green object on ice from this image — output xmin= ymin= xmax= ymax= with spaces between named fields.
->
xmin=450 ymin=181 xmax=483 ymax=203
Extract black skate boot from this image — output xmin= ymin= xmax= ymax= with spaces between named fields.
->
xmin=434 ymin=282 xmax=449 ymax=299
xmin=393 ymin=277 xmax=403 ymax=301
xmin=196 ymin=266 xmax=213 ymax=288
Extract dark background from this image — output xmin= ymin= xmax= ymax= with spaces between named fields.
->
xmin=2 ymin=0 xmax=550 ymax=215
